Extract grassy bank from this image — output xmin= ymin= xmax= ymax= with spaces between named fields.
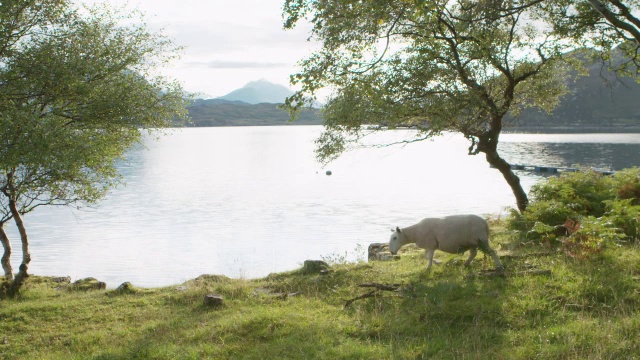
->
xmin=1 ymin=219 xmax=639 ymax=359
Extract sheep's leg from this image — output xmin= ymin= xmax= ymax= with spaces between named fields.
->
xmin=425 ymin=248 xmax=435 ymax=268
xmin=479 ymin=239 xmax=504 ymax=270
xmin=488 ymin=248 xmax=504 ymax=270
xmin=464 ymin=248 xmax=477 ymax=267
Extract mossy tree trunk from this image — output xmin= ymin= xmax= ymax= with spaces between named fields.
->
xmin=7 ymin=198 xmax=30 ymax=296
xmin=0 ymin=225 xmax=13 ymax=280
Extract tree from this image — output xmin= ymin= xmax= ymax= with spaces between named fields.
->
xmin=283 ymin=0 xmax=569 ymax=212
xmin=0 ymin=1 xmax=187 ymax=295
xmin=543 ymin=0 xmax=640 ymax=75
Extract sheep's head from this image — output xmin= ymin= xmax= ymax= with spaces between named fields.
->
xmin=389 ymin=227 xmax=404 ymax=255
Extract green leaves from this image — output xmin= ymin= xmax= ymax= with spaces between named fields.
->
xmin=0 ymin=2 xmax=187 ymax=215
xmin=284 ymin=0 xmax=569 ymax=149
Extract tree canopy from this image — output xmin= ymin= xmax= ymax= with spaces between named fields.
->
xmin=0 ymin=0 xmax=187 ymax=295
xmin=283 ymin=0 xmax=639 ymax=213
xmin=284 ymin=0 xmax=574 ymax=212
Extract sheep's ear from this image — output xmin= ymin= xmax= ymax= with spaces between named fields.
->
xmin=396 ymin=227 xmax=401 ymax=233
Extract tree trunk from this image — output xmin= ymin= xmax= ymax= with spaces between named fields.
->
xmin=7 ymin=198 xmax=30 ymax=296
xmin=484 ymin=149 xmax=529 ymax=213
xmin=0 ymin=225 xmax=13 ymax=281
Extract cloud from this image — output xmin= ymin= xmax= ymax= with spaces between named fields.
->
xmin=185 ymin=60 xmax=291 ymax=69
xmin=159 ymin=20 xmax=313 ymax=59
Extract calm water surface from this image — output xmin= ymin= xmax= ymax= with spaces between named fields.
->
xmin=8 ymin=127 xmax=640 ymax=287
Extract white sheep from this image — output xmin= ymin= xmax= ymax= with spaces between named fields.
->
xmin=389 ymin=214 xmax=503 ymax=269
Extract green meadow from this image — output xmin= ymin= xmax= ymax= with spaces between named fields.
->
xmin=2 ymin=169 xmax=640 ymax=359
xmin=1 ymin=229 xmax=639 ymax=359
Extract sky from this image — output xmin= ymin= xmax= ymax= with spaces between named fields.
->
xmin=88 ymin=0 xmax=317 ymax=99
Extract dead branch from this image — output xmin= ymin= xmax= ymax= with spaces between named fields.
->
xmin=344 ymin=290 xmax=378 ymax=308
xmin=344 ymin=283 xmax=404 ymax=308
xmin=357 ymin=283 xmax=402 ymax=291
xmin=499 ymin=252 xmax=554 ymax=259
xmin=468 ymin=269 xmax=551 ymax=279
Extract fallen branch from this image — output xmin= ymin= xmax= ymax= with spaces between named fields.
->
xmin=358 ymin=283 xmax=402 ymax=291
xmin=344 ymin=283 xmax=403 ymax=308
xmin=344 ymin=290 xmax=378 ymax=308
xmin=499 ymin=252 xmax=554 ymax=260
xmin=468 ymin=269 xmax=551 ymax=279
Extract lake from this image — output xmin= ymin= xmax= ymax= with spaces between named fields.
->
xmin=7 ymin=127 xmax=640 ymax=287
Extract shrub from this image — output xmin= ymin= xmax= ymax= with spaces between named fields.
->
xmin=528 ymin=169 xmax=614 ymax=217
xmin=610 ymin=167 xmax=640 ymax=205
xmin=604 ymin=199 xmax=640 ymax=242
xmin=560 ymin=216 xmax=624 ymax=259
xmin=508 ymin=167 xmax=640 ymax=256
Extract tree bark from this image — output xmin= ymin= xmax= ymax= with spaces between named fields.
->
xmin=0 ymin=225 xmax=13 ymax=280
xmin=484 ymin=148 xmax=529 ymax=213
xmin=8 ymin=198 xmax=30 ymax=295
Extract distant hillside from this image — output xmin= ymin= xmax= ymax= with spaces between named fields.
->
xmin=186 ymin=99 xmax=322 ymax=127
xmin=185 ymin=54 xmax=640 ymax=129
xmin=510 ymin=50 xmax=640 ymax=131
xmin=217 ymin=80 xmax=294 ymax=104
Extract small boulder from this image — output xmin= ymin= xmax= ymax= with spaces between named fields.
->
xmin=302 ymin=260 xmax=330 ymax=274
xmin=50 ymin=276 xmax=71 ymax=284
xmin=368 ymin=243 xmax=387 ymax=260
xmin=116 ymin=282 xmax=135 ymax=293
xmin=195 ymin=274 xmax=230 ymax=283
xmin=368 ymin=243 xmax=399 ymax=261
xmin=70 ymin=277 xmax=106 ymax=291
xmin=203 ymin=294 xmax=224 ymax=307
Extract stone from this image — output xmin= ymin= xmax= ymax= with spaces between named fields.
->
xmin=302 ymin=260 xmax=329 ymax=274
xmin=115 ymin=282 xmax=135 ymax=293
xmin=368 ymin=243 xmax=387 ymax=260
xmin=368 ymin=243 xmax=399 ymax=261
xmin=374 ymin=253 xmax=400 ymax=261
xmin=70 ymin=277 xmax=106 ymax=291
xmin=203 ymin=294 xmax=224 ymax=307
xmin=49 ymin=276 xmax=71 ymax=284
xmin=195 ymin=274 xmax=230 ymax=283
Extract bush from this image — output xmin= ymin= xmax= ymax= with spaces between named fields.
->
xmin=508 ymin=167 xmax=640 ymax=256
xmin=529 ymin=169 xmax=614 ymax=217
xmin=610 ymin=167 xmax=640 ymax=205
xmin=560 ymin=216 xmax=624 ymax=259
xmin=604 ymin=199 xmax=640 ymax=242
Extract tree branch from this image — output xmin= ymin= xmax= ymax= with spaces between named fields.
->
xmin=588 ymin=0 xmax=640 ymax=44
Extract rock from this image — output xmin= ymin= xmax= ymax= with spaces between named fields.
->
xmin=203 ymin=294 xmax=224 ymax=307
xmin=368 ymin=243 xmax=400 ymax=261
xmin=368 ymin=243 xmax=387 ymax=260
xmin=175 ymin=286 xmax=188 ymax=292
xmin=194 ymin=274 xmax=230 ymax=283
xmin=302 ymin=260 xmax=329 ymax=274
xmin=374 ymin=253 xmax=400 ymax=261
xmin=115 ymin=282 xmax=135 ymax=293
xmin=70 ymin=277 xmax=106 ymax=291
xmin=50 ymin=276 xmax=71 ymax=284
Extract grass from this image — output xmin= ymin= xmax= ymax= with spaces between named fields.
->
xmin=2 ymin=220 xmax=640 ymax=359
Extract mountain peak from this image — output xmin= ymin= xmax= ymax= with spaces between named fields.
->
xmin=217 ymin=80 xmax=294 ymax=104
